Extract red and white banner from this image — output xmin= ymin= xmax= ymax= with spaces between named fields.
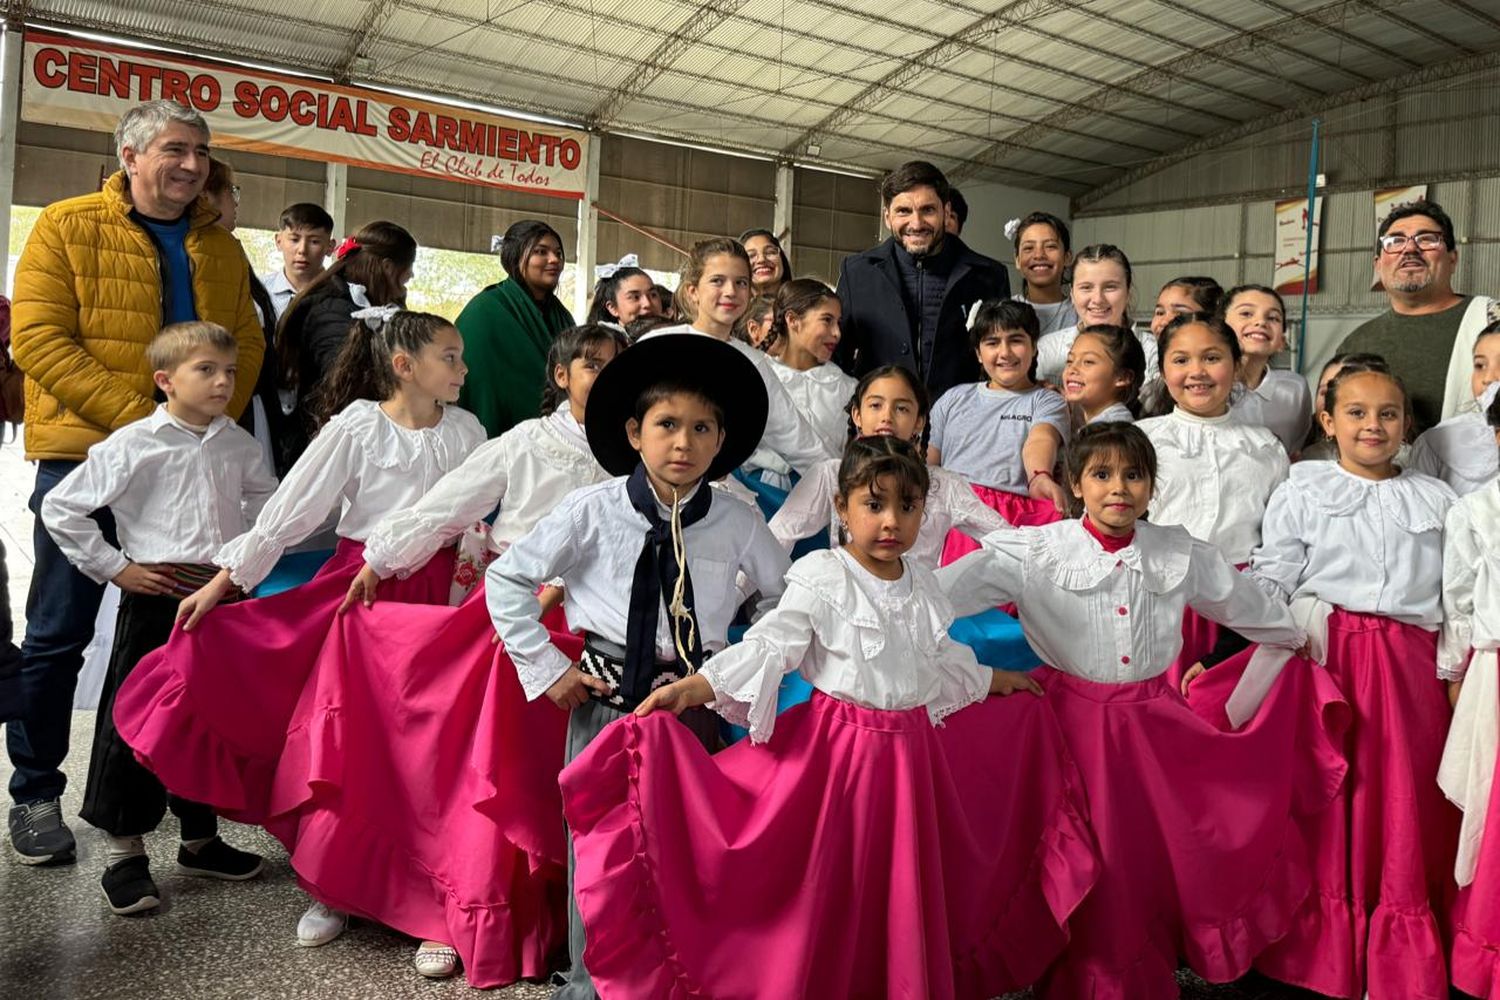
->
xmin=20 ymin=31 xmax=589 ymax=200
xmin=1273 ymin=195 xmax=1322 ymax=296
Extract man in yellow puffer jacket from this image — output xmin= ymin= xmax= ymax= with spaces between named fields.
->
xmin=7 ymin=100 xmax=264 ymax=866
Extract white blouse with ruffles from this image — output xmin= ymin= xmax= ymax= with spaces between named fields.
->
xmin=1138 ymin=407 xmax=1289 ymax=565
xmin=1250 ymin=461 xmax=1456 ymax=629
xmin=701 ymin=548 xmax=991 ymax=744
xmin=215 ymin=399 xmax=485 ymax=591
xmin=937 ymin=519 xmax=1303 ymax=684
xmin=1231 ymin=368 xmax=1313 ymax=458
xmin=768 ymin=459 xmax=1008 ymax=569
xmin=1440 ymin=481 xmax=1500 ymax=680
xmin=744 ymin=361 xmax=857 ymax=488
xmin=362 ymin=407 xmax=607 ymax=579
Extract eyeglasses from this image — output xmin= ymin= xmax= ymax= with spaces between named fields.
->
xmin=229 ymin=185 xmax=241 ymax=206
xmin=1378 ymin=231 xmax=1445 ymax=254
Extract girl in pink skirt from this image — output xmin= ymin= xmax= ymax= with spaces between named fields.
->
xmin=195 ymin=324 xmax=630 ymax=987
xmin=1248 ymin=363 xmax=1460 ymax=999
xmin=1137 ymin=314 xmax=1289 ymax=691
xmin=938 ymin=422 xmax=1344 ymax=999
xmin=1439 ymin=390 xmax=1500 ymax=997
xmin=561 ymin=435 xmax=1101 ymax=1000
xmin=930 ymin=299 xmax=1071 ymax=565
xmin=113 ymin=307 xmax=486 ymax=975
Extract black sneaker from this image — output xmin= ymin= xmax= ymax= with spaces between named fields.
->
xmin=176 ymin=837 xmax=264 ymax=881
xmin=101 ymin=855 xmax=161 ymax=915
xmin=8 ymin=800 xmax=76 ymax=865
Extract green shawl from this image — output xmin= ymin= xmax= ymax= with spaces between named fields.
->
xmin=455 ymin=277 xmax=574 ymax=437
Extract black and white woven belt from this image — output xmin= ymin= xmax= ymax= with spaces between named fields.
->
xmin=578 ymin=633 xmax=701 ymax=711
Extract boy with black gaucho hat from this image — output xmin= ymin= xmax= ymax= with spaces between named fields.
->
xmin=486 ymin=333 xmax=791 ymax=999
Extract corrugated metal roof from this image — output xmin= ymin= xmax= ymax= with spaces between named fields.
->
xmin=17 ymin=0 xmax=1500 ymax=199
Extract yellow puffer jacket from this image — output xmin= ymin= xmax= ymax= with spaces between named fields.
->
xmin=12 ymin=170 xmax=264 ymax=461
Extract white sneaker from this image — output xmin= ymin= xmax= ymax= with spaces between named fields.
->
xmin=296 ymin=901 xmax=348 ymax=947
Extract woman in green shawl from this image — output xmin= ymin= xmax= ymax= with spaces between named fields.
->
xmin=456 ymin=219 xmax=575 ymax=436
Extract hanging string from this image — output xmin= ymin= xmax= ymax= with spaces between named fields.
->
xmin=666 ymin=486 xmax=698 ymax=670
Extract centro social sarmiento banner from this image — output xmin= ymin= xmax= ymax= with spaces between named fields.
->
xmin=21 ymin=30 xmax=590 ymax=200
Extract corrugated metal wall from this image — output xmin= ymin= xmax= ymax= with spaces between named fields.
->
xmin=1072 ymin=63 xmax=1500 ymax=378
xmin=791 ymin=166 xmax=880 ymax=286
xmin=597 ymin=135 xmax=776 ymax=275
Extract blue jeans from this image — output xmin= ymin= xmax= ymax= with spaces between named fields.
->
xmin=7 ymin=460 xmax=116 ymax=804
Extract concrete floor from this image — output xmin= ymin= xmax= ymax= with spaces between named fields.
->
xmin=0 ymin=442 xmax=1381 ymax=999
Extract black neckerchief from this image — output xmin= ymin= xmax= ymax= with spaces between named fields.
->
xmin=623 ymin=464 xmax=713 ymax=704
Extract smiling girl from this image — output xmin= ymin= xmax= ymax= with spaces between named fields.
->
xmin=1223 ymin=284 xmax=1312 ymax=456
xmin=1061 ymin=323 xmax=1146 ymax=427
xmin=1012 ymin=211 xmax=1077 ymax=335
xmin=644 ymin=238 xmax=835 ymax=477
xmin=930 ymin=301 xmax=1070 ymax=560
xmin=1138 ymin=315 xmax=1288 ymax=685
xmin=741 ymin=279 xmax=856 ymax=487
xmin=1034 ymin=244 xmax=1157 ymax=387
xmin=1247 ymin=367 xmax=1459 ymax=1000
xmin=938 ymin=422 xmax=1335 ymax=999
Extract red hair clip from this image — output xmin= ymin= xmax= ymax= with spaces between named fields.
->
xmin=334 ymin=236 xmax=361 ymax=260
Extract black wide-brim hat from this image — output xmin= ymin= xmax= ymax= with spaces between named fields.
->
xmin=584 ymin=332 xmax=770 ymax=481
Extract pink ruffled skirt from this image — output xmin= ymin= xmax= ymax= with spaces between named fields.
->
xmin=116 ymin=540 xmax=582 ymax=987
xmin=1451 ymin=686 xmax=1500 ymax=999
xmin=1246 ymin=611 xmax=1459 ymax=1000
xmin=265 ymin=590 xmax=581 ymax=987
xmin=941 ymin=483 xmax=1062 ymax=566
xmin=1036 ymin=658 xmax=1348 ymax=1000
xmin=560 ymin=690 xmax=1099 ymax=1000
xmin=113 ymin=539 xmax=453 ymax=823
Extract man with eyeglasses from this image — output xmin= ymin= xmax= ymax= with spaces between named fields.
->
xmin=1335 ymin=199 xmax=1494 ymax=430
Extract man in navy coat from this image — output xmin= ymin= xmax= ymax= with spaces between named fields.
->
xmin=834 ymin=161 xmax=1010 ymax=401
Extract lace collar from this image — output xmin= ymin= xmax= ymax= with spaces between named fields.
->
xmin=1288 ymin=460 xmax=1456 ymax=532
xmin=1027 ymin=518 xmax=1193 ymax=594
xmin=786 ymin=549 xmax=950 ymax=658
xmin=329 ymin=399 xmax=479 ymax=472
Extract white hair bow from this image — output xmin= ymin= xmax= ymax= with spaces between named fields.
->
xmin=351 ymin=304 xmax=401 ymax=333
xmin=1003 ymin=218 xmax=1022 ymax=242
xmin=595 ymin=253 xmax=639 ymax=280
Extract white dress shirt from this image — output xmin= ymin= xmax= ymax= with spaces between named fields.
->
xmin=487 ymin=477 xmax=792 ymax=701
xmin=42 ymin=406 xmax=278 ymax=584
xmin=1231 ymin=369 xmax=1313 ymax=457
xmin=260 ymin=268 xmax=299 ymax=322
xmin=1410 ymin=406 xmax=1500 ymax=498
xmin=937 ymin=519 xmax=1302 ymax=684
xmin=744 ymin=360 xmax=857 ymax=486
xmin=639 ymin=325 xmax=838 ymax=475
xmin=216 ymin=400 xmax=485 ymax=591
xmin=769 ymin=459 xmax=1008 ymax=569
xmin=1138 ymin=408 xmax=1289 ymax=565
xmin=1440 ymin=482 xmax=1500 ymax=679
xmin=702 ymin=548 xmax=991 ymax=743
xmin=1249 ymin=461 xmax=1455 ymax=628
xmin=1036 ymin=323 xmax=1160 ymax=388
xmin=362 ymin=407 xmax=607 ymax=579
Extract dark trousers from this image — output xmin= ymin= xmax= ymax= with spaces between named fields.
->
xmin=0 ymin=538 xmax=23 ymax=722
xmin=8 ymin=461 xmax=115 ymax=804
xmin=78 ymin=591 xmax=216 ymax=840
